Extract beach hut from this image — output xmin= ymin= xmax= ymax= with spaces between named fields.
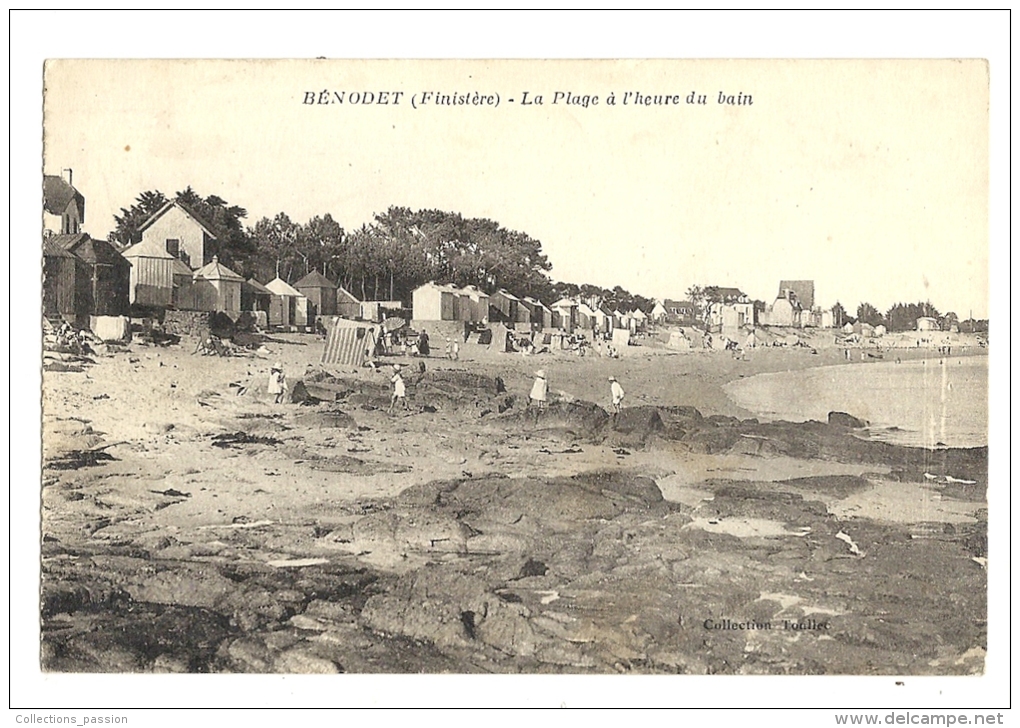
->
xmin=462 ymin=286 xmax=490 ymax=323
xmin=489 ymin=323 xmax=513 ymax=353
xmin=551 ymin=298 xmax=578 ymax=333
xmin=192 ymin=257 xmax=244 ymax=314
xmin=336 ymin=286 xmax=362 ymax=319
xmin=412 ymin=282 xmax=457 ymax=321
xmin=360 ymin=300 xmax=403 ymax=322
xmin=122 ymin=238 xmax=175 ymax=308
xmin=852 ymin=322 xmax=875 ymax=338
xmin=916 ymin=317 xmax=938 ymax=332
xmin=50 ymin=233 xmax=130 ymax=317
xmin=295 ymin=270 xmax=338 ymax=317
xmin=241 ymin=278 xmax=273 ymax=315
xmin=521 ymin=297 xmax=553 ymax=330
xmin=874 ymin=324 xmax=887 ymax=337
xmin=490 ymin=289 xmax=524 ymax=324
xmin=43 ymin=236 xmax=84 ymax=323
xmin=842 ymin=322 xmax=855 ymax=335
xmin=612 ymin=327 xmax=631 ymax=349
xmin=266 ymin=277 xmax=310 ymax=327
xmin=321 ymin=320 xmax=379 ymax=367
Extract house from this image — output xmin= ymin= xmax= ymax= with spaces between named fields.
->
xmin=768 ymin=294 xmax=801 ymax=327
xmin=266 ymin=277 xmax=311 ymax=327
xmin=192 ymin=257 xmax=244 ymax=314
xmin=294 ymin=270 xmax=338 ymax=317
xmin=412 ymin=282 xmax=457 ymax=321
xmin=48 ymin=233 xmax=130 ymax=317
xmin=852 ymin=321 xmax=875 ymax=338
xmin=336 ymin=286 xmax=362 ymax=319
xmin=139 ymin=200 xmax=217 ymax=269
xmin=121 ymin=238 xmax=176 ymax=308
xmin=662 ymin=299 xmax=699 ymax=326
xmin=709 ymin=299 xmax=755 ymax=332
xmin=778 ymin=280 xmax=815 ymax=310
xmin=650 ymin=301 xmax=668 ymax=323
xmin=916 ymin=317 xmax=938 ymax=332
xmin=43 ymin=171 xmax=85 ymax=235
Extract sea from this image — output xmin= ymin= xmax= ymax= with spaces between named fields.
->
xmin=723 ymin=355 xmax=988 ymax=449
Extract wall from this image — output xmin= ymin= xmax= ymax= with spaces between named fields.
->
xmin=129 ymin=257 xmax=173 ymax=307
xmin=142 ymin=206 xmax=208 ymax=268
xmin=412 ymin=287 xmax=454 ymax=321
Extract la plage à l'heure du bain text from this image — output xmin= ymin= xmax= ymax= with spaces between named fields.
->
xmin=301 ymin=90 xmax=753 ymax=109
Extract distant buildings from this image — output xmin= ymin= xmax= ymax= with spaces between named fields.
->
xmin=43 ymin=172 xmax=85 ymax=235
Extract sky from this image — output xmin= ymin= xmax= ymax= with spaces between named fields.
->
xmin=12 ymin=11 xmax=1010 ymax=711
xmin=43 ymin=56 xmax=989 ymax=318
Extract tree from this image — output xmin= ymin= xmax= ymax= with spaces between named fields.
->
xmin=856 ymin=302 xmax=884 ymax=327
xmin=107 ymin=187 xmax=252 ymax=273
xmin=107 ymin=191 xmax=169 ymax=248
xmin=831 ymin=301 xmax=848 ymax=327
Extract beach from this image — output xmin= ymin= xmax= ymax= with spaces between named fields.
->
xmin=40 ymin=331 xmax=988 ymax=674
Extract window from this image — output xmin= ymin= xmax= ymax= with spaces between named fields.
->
xmin=166 ymin=239 xmax=180 ymax=257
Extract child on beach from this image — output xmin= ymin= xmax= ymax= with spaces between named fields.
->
xmin=529 ymin=370 xmax=548 ymax=410
xmin=389 ymin=364 xmax=407 ymax=413
xmin=268 ymin=363 xmax=287 ymax=404
xmin=609 ymin=376 xmax=625 ymax=414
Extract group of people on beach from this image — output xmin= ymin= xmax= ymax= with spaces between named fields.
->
xmin=267 ymin=359 xmax=627 ymax=417
xmin=528 ymin=369 xmax=625 ymax=413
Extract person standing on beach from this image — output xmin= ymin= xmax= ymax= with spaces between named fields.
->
xmin=389 ymin=364 xmax=407 ymax=413
xmin=268 ymin=363 xmax=287 ymax=404
xmin=609 ymin=376 xmax=625 ymax=414
xmin=529 ymin=370 xmax=548 ymax=410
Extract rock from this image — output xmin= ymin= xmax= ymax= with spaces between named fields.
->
xmin=293 ymin=410 xmax=357 ymax=429
xmin=290 ymin=614 xmax=328 ymax=631
xmin=288 ymin=380 xmax=317 ymax=404
xmin=225 ymin=637 xmax=272 ymax=672
xmin=828 ymin=411 xmax=868 ymax=428
xmin=609 ymin=406 xmax=665 ymax=447
xmin=360 ymin=566 xmax=540 ymax=657
xmin=274 ymin=647 xmax=342 ymax=674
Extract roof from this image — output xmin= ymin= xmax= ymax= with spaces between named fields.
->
xmin=244 ymin=278 xmax=273 ymax=295
xmin=778 ymin=280 xmax=815 ymax=309
xmin=51 ymin=233 xmax=129 ymax=267
xmin=709 ymin=287 xmax=746 ymax=300
xmin=336 ymin=285 xmax=360 ymax=304
xmin=494 ymin=289 xmax=521 ymax=302
xmin=265 ymin=277 xmax=305 ymax=297
xmin=551 ymin=297 xmax=577 ymax=308
xmin=171 ymin=257 xmax=194 ymax=277
xmin=138 ymin=200 xmax=217 ymax=239
xmin=121 ymin=238 xmax=175 ymax=259
xmin=523 ymin=297 xmax=552 ymax=311
xmin=663 ymin=299 xmax=695 ymax=309
xmin=43 ymin=175 xmax=85 ymax=220
xmin=576 ymin=303 xmax=596 ymax=317
xmin=193 ymin=257 xmax=244 ymax=282
xmin=43 ymin=236 xmax=75 ymax=258
xmin=294 ymin=270 xmax=337 ymax=289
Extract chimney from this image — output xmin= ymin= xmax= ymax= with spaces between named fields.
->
xmin=61 ymin=168 xmax=73 ymax=187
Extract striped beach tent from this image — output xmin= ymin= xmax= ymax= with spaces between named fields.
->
xmin=321 ymin=319 xmax=379 ymax=367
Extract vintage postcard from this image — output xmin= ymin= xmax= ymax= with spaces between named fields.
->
xmin=38 ymin=58 xmax=990 ymax=684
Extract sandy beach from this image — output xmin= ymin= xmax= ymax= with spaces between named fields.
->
xmin=40 ymin=330 xmax=988 ymax=674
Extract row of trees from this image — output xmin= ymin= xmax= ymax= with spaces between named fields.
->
xmin=107 ymin=188 xmax=651 ymax=311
